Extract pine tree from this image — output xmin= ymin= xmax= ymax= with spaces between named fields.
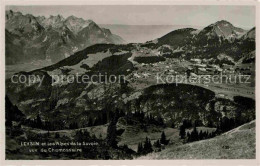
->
xmin=143 ymin=137 xmax=153 ymax=154
xmin=171 ymin=121 xmax=175 ymax=128
xmin=190 ymin=126 xmax=199 ymax=141
xmin=55 ymin=132 xmax=60 ymax=138
xmin=187 ymin=132 xmax=191 ymax=142
xmin=36 ymin=114 xmax=43 ymax=129
xmin=75 ymin=130 xmax=84 ymax=142
xmin=205 ymin=131 xmax=208 ymax=138
xmin=88 ymin=117 xmax=93 ymax=127
xmin=207 ymin=120 xmax=214 ymax=128
xmin=199 ymin=131 xmax=203 ymax=140
xmin=106 ymin=117 xmax=118 ymax=148
xmin=160 ymin=131 xmax=169 ymax=145
xmin=179 ymin=125 xmax=186 ymax=139
xmin=154 ymin=139 xmax=161 ymax=148
xmin=137 ymin=142 xmax=144 ymax=154
xmin=157 ymin=116 xmax=164 ymax=126
xmin=211 ymin=131 xmax=216 ymax=137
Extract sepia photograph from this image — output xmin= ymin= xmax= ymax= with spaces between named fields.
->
xmin=3 ymin=2 xmax=257 ymax=162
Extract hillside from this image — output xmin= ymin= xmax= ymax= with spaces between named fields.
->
xmin=138 ymin=120 xmax=255 ymax=159
xmin=241 ymin=27 xmax=255 ymax=40
xmin=6 ymin=28 xmax=255 ymax=129
xmin=145 ymin=20 xmax=255 ymax=62
xmin=5 ymin=19 xmax=256 ymax=160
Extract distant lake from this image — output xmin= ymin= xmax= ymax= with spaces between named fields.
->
xmin=101 ymin=24 xmax=202 ymax=43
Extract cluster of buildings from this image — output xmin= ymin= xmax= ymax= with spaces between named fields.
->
xmin=188 ymin=58 xmax=254 ymax=76
xmin=189 ymin=59 xmax=222 ymax=75
xmin=234 ymin=63 xmax=254 ymax=75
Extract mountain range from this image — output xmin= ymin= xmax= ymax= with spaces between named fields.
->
xmin=6 ymin=19 xmax=255 ymax=123
xmin=5 ymin=10 xmax=125 ymax=65
xmin=5 ymin=14 xmax=256 ymax=159
xmin=150 ymin=20 xmax=255 ymax=62
xmin=6 ymin=9 xmax=255 ymax=66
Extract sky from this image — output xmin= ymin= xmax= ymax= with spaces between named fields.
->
xmin=6 ymin=5 xmax=255 ymax=29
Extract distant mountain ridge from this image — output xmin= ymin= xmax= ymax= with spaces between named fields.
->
xmin=101 ymin=24 xmax=203 ymax=43
xmin=197 ymin=20 xmax=246 ymax=41
xmin=149 ymin=20 xmax=255 ymax=62
xmin=5 ymin=10 xmax=125 ymax=65
xmin=240 ymin=27 xmax=255 ymax=40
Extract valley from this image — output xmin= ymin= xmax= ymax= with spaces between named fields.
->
xmin=5 ymin=15 xmax=256 ymax=159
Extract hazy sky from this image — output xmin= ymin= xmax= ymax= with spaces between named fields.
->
xmin=6 ymin=5 xmax=255 ymax=29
